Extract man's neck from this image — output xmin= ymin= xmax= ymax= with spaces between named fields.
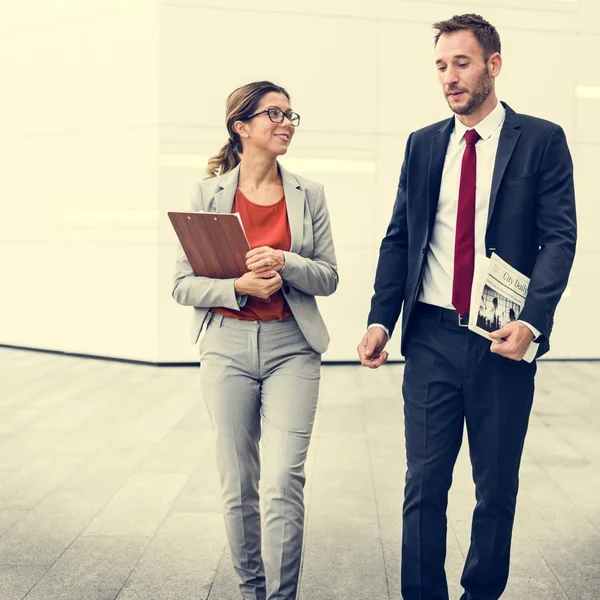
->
xmin=456 ymin=95 xmax=499 ymax=129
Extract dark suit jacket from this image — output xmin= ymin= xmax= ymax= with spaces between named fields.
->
xmin=368 ymin=102 xmax=577 ymax=358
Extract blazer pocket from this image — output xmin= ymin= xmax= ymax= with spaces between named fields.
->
xmin=507 ymin=171 xmax=537 ymax=188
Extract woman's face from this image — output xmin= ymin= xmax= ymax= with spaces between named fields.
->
xmin=237 ymin=92 xmax=296 ymax=157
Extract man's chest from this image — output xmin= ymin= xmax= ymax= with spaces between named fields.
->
xmin=435 ymin=141 xmax=497 ymax=221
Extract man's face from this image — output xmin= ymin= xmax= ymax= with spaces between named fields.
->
xmin=435 ymin=30 xmax=495 ymax=116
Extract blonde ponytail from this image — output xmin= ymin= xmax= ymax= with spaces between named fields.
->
xmin=205 ymin=138 xmax=240 ymax=178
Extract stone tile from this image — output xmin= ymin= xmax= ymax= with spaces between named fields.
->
xmin=30 ymin=482 xmax=119 ymax=525
xmin=83 ymin=473 xmax=189 ymax=537
xmin=356 ymin=365 xmax=403 ymax=400
xmin=318 ymin=367 xmax=363 ymax=405
xmin=552 ymin=578 xmax=600 ymax=599
xmin=0 ymin=510 xmax=27 ymax=537
xmin=535 ymin=539 xmax=600 ymax=580
xmin=0 ymin=566 xmax=48 ymax=600
xmin=0 ymin=510 xmax=89 ymax=566
xmin=501 ymin=575 xmax=569 ymax=600
xmin=0 ymin=409 xmax=41 ymax=436
xmin=206 ymin=549 xmax=243 ymax=600
xmin=28 ymin=400 xmax=107 ymax=432
xmin=0 ymin=455 xmax=84 ymax=510
xmin=515 ymin=507 xmax=556 ymax=540
xmin=170 ymin=446 xmax=221 ymax=514
xmin=115 ymin=395 xmax=197 ymax=445
xmin=307 ymin=433 xmax=378 ymax=523
xmin=139 ymin=429 xmax=211 ymax=474
xmin=445 ymin=529 xmax=466 ymax=600
xmin=506 ymin=535 xmax=550 ymax=578
xmin=379 ymin=519 xmax=402 ymax=600
xmin=0 ymin=350 xmax=598 ymax=600
xmin=48 ymin=391 xmax=151 ymax=457
xmin=313 ymin=404 xmax=366 ymax=434
xmin=23 ymin=536 xmax=148 ymax=600
xmin=299 ymin=536 xmax=388 ymax=600
xmin=545 ymin=463 xmax=600 ymax=507
xmin=172 ymin=398 xmax=213 ymax=432
xmin=116 ymin=512 xmax=226 ymax=600
xmin=0 ymin=429 xmax=67 ymax=472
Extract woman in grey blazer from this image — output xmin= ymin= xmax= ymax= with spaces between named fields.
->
xmin=172 ymin=81 xmax=338 ymax=600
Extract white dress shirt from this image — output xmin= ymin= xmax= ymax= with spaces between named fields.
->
xmin=419 ymin=100 xmax=505 ymax=307
xmin=371 ymin=101 xmax=540 ymax=346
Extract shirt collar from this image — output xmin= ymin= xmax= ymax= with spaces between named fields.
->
xmin=453 ymin=101 xmax=506 ymax=142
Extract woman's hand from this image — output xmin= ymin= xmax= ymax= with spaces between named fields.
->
xmin=234 ymin=270 xmax=283 ymax=300
xmin=245 ymin=246 xmax=285 ymax=274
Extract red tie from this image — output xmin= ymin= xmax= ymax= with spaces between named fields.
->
xmin=452 ymin=128 xmax=480 ymax=315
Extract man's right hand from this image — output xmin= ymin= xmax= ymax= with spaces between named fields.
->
xmin=234 ymin=270 xmax=283 ymax=300
xmin=357 ymin=327 xmax=389 ymax=369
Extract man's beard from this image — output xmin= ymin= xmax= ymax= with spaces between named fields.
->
xmin=448 ymin=67 xmax=493 ymax=115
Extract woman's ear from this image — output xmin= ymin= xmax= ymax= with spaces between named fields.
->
xmin=233 ymin=120 xmax=249 ymax=139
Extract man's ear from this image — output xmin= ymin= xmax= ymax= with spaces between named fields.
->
xmin=489 ymin=52 xmax=502 ymax=78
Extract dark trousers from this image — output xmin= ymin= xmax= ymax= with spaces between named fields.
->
xmin=401 ymin=305 xmax=536 ymax=600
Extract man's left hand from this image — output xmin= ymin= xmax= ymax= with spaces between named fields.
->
xmin=489 ymin=321 xmax=534 ymax=361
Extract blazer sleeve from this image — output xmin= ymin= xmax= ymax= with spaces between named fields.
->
xmin=171 ymin=184 xmax=248 ymax=310
xmin=279 ymin=184 xmax=339 ymax=297
xmin=367 ymin=134 xmax=412 ymax=335
xmin=518 ymin=125 xmax=577 ymax=338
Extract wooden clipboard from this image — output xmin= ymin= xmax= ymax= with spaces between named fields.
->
xmin=168 ymin=211 xmax=251 ymax=279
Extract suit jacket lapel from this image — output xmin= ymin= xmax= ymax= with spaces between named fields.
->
xmin=279 ymin=162 xmax=305 ymax=253
xmin=488 ymin=103 xmax=521 ymax=227
xmin=427 ymin=118 xmax=454 ymax=237
xmin=209 ymin=162 xmax=305 ymax=254
xmin=212 ymin=164 xmax=240 ymax=214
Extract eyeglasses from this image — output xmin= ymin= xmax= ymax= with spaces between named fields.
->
xmin=245 ymin=108 xmax=301 ymax=127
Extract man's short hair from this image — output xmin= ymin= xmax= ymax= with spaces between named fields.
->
xmin=433 ymin=14 xmax=501 ymax=60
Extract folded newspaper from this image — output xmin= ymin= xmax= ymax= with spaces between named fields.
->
xmin=469 ymin=253 xmax=538 ymax=363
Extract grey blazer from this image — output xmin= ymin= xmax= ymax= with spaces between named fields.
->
xmin=172 ymin=162 xmax=339 ymax=354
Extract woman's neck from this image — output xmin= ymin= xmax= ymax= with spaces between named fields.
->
xmin=238 ymin=153 xmax=280 ymax=191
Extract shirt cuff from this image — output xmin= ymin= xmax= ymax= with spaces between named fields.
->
xmin=368 ymin=323 xmax=390 ymax=340
xmin=518 ymin=320 xmax=541 ymax=341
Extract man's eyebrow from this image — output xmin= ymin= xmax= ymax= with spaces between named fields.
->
xmin=436 ymin=54 xmax=471 ymax=64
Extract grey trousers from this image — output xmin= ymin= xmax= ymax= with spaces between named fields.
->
xmin=199 ymin=313 xmax=321 ymax=600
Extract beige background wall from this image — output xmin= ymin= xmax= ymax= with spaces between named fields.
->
xmin=1 ymin=1 xmax=596 ymax=362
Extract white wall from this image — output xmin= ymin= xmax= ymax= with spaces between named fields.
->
xmin=1 ymin=1 xmax=597 ymax=362
xmin=158 ymin=0 xmax=598 ymax=362
xmin=0 ymin=1 xmax=160 ymax=362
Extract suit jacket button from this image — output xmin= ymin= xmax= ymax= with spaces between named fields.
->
xmin=283 ymin=284 xmax=290 ymax=294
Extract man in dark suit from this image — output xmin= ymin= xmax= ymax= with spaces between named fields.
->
xmin=357 ymin=14 xmax=576 ymax=600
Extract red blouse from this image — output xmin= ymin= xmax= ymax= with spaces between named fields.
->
xmin=212 ymin=188 xmax=292 ymax=322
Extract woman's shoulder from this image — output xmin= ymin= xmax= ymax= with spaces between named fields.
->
xmin=279 ymin=165 xmax=324 ymax=199
xmin=198 ymin=173 xmax=227 ymax=195
xmin=294 ymin=173 xmax=323 ymax=195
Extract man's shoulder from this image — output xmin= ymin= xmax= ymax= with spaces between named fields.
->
xmin=513 ymin=110 xmax=563 ymax=133
xmin=410 ymin=117 xmax=452 ymax=142
xmin=500 ymin=102 xmax=566 ymax=139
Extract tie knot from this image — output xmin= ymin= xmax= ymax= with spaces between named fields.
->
xmin=464 ymin=129 xmax=481 ymax=146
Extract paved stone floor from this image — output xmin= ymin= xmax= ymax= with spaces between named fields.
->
xmin=0 ymin=347 xmax=599 ymax=599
